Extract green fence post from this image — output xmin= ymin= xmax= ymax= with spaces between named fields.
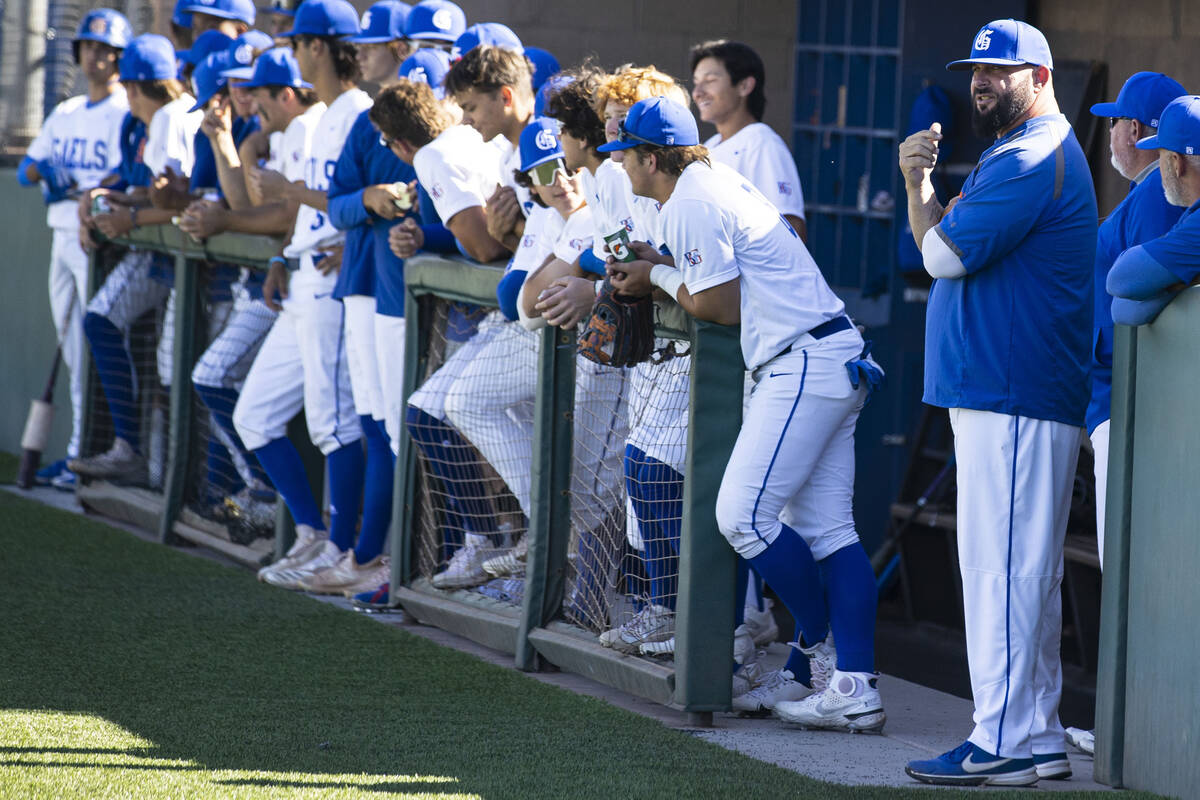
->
xmin=674 ymin=320 xmax=742 ymax=723
xmin=516 ymin=325 xmax=577 ymax=671
xmin=392 ymin=286 xmax=431 ymax=592
xmin=157 ymin=252 xmax=199 ymax=544
xmin=1094 ymin=323 xmax=1136 ymax=787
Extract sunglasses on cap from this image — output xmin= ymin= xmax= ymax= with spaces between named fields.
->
xmin=614 ymin=124 xmax=659 ymax=146
xmin=528 ymin=158 xmax=568 ymax=186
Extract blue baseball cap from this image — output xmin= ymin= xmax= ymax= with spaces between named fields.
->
xmin=518 ymin=117 xmax=565 ymax=173
xmin=183 ymin=0 xmax=256 ymax=25
xmin=404 ymin=0 xmax=465 ymax=43
xmin=235 ymin=46 xmax=313 ymax=88
xmin=178 ymin=29 xmax=233 ymax=66
xmin=348 ymin=0 xmax=411 ymax=43
xmin=120 ymin=34 xmax=179 ymax=81
xmin=947 ymin=19 xmax=1053 ymax=72
xmin=1136 ymin=95 xmax=1200 ymax=155
xmin=534 ymin=73 xmax=572 ymax=118
xmin=172 ymin=0 xmax=194 ymax=27
xmin=525 ymin=46 xmax=559 ymax=92
xmin=281 ymin=0 xmax=359 ymax=37
xmin=597 ymin=96 xmax=699 ymax=152
xmin=190 ymin=51 xmax=233 ymax=110
xmin=450 ymin=22 xmax=522 ymax=61
xmin=398 ymin=47 xmax=450 ymax=98
xmin=267 ymin=0 xmax=295 ymax=15
xmin=226 ymin=29 xmax=274 ymax=68
xmin=1091 ymin=72 xmax=1187 ymax=130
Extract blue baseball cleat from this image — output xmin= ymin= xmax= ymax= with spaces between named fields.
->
xmin=36 ymin=459 xmax=77 ymax=491
xmin=351 ymin=582 xmax=391 ymax=611
xmin=905 ymin=741 xmax=1038 ymax=786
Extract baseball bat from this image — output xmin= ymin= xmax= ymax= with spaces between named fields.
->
xmin=16 ymin=346 xmax=64 ymax=489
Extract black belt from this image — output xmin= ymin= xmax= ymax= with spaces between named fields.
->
xmin=775 ymin=315 xmax=853 ymax=359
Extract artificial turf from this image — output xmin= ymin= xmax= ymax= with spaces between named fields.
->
xmin=0 ymin=471 xmax=1155 ymax=799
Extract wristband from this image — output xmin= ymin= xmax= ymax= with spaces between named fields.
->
xmin=650 ymin=263 xmax=685 ymax=300
xmin=268 ymin=256 xmax=287 ymax=269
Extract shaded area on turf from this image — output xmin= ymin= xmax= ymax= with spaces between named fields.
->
xmin=0 ymin=476 xmax=1154 ymax=799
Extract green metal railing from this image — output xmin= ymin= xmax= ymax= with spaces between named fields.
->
xmin=393 ymin=254 xmax=742 ymax=719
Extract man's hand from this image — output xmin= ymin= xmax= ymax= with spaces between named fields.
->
xmin=607 ymin=257 xmax=655 ymax=296
xmin=150 ymin=167 xmax=192 ymax=209
xmin=200 ymin=96 xmax=233 ymax=141
xmin=178 ymin=198 xmax=229 ymax=240
xmin=94 ymin=206 xmax=135 ymax=239
xmin=388 ymin=217 xmax=424 ymax=259
xmin=485 ymin=185 xmax=521 ymax=241
xmin=263 ymin=261 xmax=289 ymax=312
xmin=78 ymin=187 xmax=107 ymax=227
xmin=898 ymin=122 xmax=942 ymax=191
xmin=536 ymin=276 xmax=598 ymax=328
xmin=627 ymin=240 xmax=674 ymax=266
xmin=251 ymin=167 xmax=295 ymax=203
xmin=316 ymin=245 xmax=343 ymax=275
xmin=363 ymin=183 xmax=407 ymax=220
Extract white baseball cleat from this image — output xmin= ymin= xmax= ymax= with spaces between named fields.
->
xmin=482 ymin=536 xmax=528 ymax=578
xmin=299 ymin=550 xmax=389 ymax=595
xmin=431 ymin=543 xmax=488 ymax=589
xmin=732 ymin=668 xmax=813 ymax=715
xmin=773 ymin=669 xmax=886 ymax=733
xmin=601 ymin=604 xmax=674 ymax=654
xmin=742 ymin=599 xmax=779 ymax=646
xmin=638 ymin=636 xmax=675 ymax=657
xmin=257 ymin=524 xmax=327 ymax=582
xmin=262 ymin=540 xmax=343 ymax=589
xmin=733 ymin=623 xmax=760 ymax=669
xmin=67 ymin=437 xmax=147 ymax=484
xmin=732 ymin=660 xmax=766 ymax=698
xmin=1066 ymin=727 xmax=1095 ymax=755
xmin=790 ymin=632 xmax=836 ymax=692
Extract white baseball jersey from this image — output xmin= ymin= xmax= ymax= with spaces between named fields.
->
xmin=265 ymin=104 xmax=325 ymax=174
xmin=26 ymin=90 xmax=129 ymax=230
xmin=705 ymin=122 xmax=805 ymax=220
xmin=552 ymin=204 xmax=594 ymax=265
xmin=661 ymin=161 xmax=843 ymax=370
xmin=413 ymin=124 xmax=502 ymax=225
xmin=494 ymin=134 xmax=532 ymax=216
xmin=143 ymin=95 xmax=204 ymax=177
xmin=513 ymin=204 xmax=564 ymax=274
xmin=284 ymin=87 xmax=373 ymax=284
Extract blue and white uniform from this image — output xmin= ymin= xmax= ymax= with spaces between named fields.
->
xmin=921 ymin=112 xmax=1097 ymax=760
xmin=23 ymin=89 xmax=129 ymax=459
xmin=704 ymin=121 xmax=805 ymax=223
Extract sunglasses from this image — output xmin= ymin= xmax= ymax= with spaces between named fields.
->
xmin=1109 ymin=117 xmax=1131 ymax=129
xmin=614 ymin=124 xmax=660 ymax=147
xmin=528 ymin=158 xmax=569 ymax=186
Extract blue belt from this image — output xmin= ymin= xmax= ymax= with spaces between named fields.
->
xmin=777 ymin=315 xmax=853 ymax=358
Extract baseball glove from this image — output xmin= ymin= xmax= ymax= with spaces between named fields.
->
xmin=578 ymin=278 xmax=655 ymax=367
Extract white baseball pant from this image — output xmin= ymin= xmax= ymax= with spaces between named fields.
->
xmin=408 ymin=310 xmax=507 ymax=421
xmin=49 ymin=227 xmax=89 ymax=458
xmin=715 ymin=329 xmax=868 ymax=561
xmin=191 ymin=283 xmax=276 ymax=390
xmin=571 ymin=356 xmax=629 ymax=533
xmin=1090 ymin=419 xmax=1110 ymax=569
xmin=950 ymin=407 xmax=1082 ymax=759
xmin=233 ymin=265 xmax=361 ymax=455
xmin=343 ymin=294 xmax=385 ymax=421
xmin=375 ymin=312 xmax=406 ymax=452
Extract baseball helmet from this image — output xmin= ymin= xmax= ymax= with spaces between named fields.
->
xmin=73 ymin=8 xmax=134 ymax=64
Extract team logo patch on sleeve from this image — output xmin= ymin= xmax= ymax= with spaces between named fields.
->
xmin=522 ymin=233 xmax=536 ymax=248
xmin=430 ymin=184 xmax=443 ymax=199
xmin=778 ymin=181 xmax=792 ymax=196
xmin=683 ymin=248 xmax=702 ymax=266
xmin=620 ymin=216 xmax=633 ymax=232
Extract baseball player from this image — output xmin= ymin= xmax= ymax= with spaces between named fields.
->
xmin=233 ymin=0 xmax=376 ymax=591
xmin=181 ymin=0 xmax=255 ymax=39
xmin=69 ymin=34 xmax=205 ymax=485
xmin=297 ymin=0 xmax=418 ymax=595
xmin=402 ymin=0 xmax=466 ymax=51
xmin=690 ymin=40 xmax=806 ymax=242
xmin=18 ymin=8 xmax=132 ymax=490
xmin=1104 ymin=94 xmax=1200 ymax=319
xmin=898 ymin=21 xmax=1097 ymax=785
xmin=1107 ymin=96 xmax=1200 ymax=321
xmin=263 ymin=0 xmax=297 ymax=37
xmin=370 ymin=79 xmax=513 ymax=588
xmin=604 ymin=97 xmax=885 ymax=733
xmin=171 ymin=0 xmax=195 ymax=49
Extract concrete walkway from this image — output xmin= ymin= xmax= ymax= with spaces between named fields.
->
xmin=10 ymin=483 xmax=1110 ymax=792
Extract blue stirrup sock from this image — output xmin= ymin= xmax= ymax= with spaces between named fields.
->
xmin=405 ymin=406 xmax=497 ymax=538
xmin=748 ymin=523 xmax=830 ymax=650
xmin=326 ymin=440 xmax=365 ymax=552
xmin=83 ymin=312 xmax=140 ymax=449
xmin=353 ymin=416 xmax=394 ymax=564
xmin=623 ymin=445 xmax=682 ymax=610
xmin=194 ymin=383 xmax=272 ymax=489
xmin=819 ymin=542 xmax=878 ymax=673
xmin=252 ymin=437 xmax=324 ymax=530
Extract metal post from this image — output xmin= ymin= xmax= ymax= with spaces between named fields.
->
xmin=1094 ymin=323 xmax=1136 ymax=788
xmin=674 ymin=320 xmax=742 ymax=713
xmin=515 ymin=325 xmax=577 ymax=671
xmin=157 ymin=253 xmax=199 ymax=544
xmin=392 ymin=287 xmax=431 ymax=591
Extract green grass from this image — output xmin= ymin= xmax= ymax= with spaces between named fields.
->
xmin=0 ymin=490 xmax=1151 ymax=799
xmin=0 ymin=450 xmax=17 ymax=484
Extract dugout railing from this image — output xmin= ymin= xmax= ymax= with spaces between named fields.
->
xmin=394 ymin=255 xmax=743 ymax=721
xmin=76 ymin=226 xmax=321 ymax=567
